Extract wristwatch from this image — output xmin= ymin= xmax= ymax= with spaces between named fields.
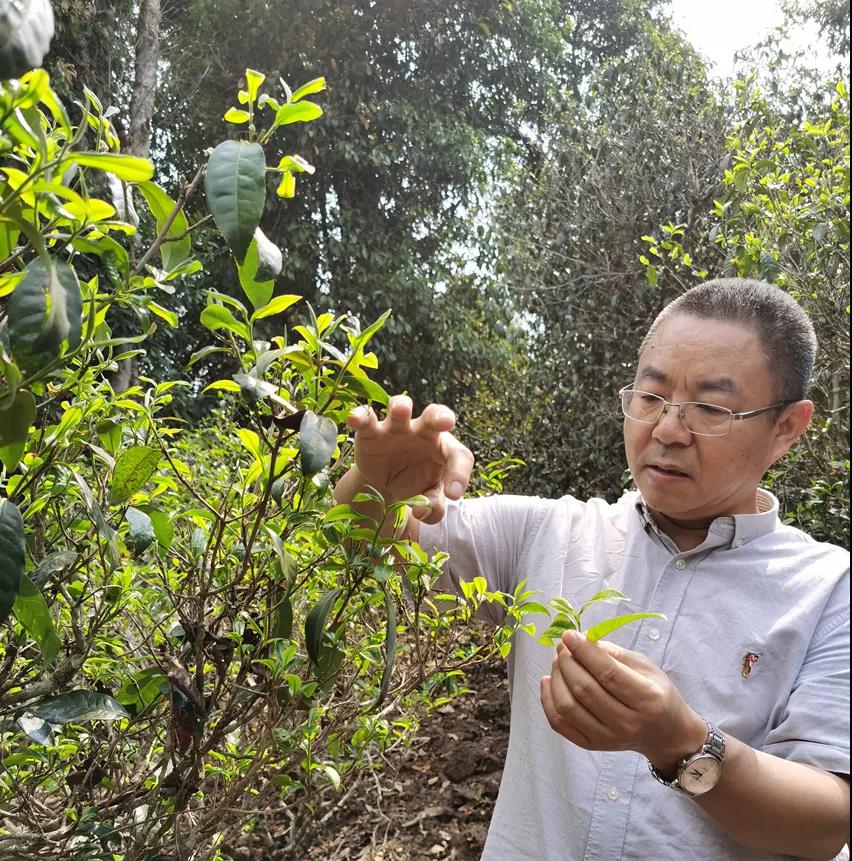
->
xmin=648 ymin=720 xmax=726 ymax=797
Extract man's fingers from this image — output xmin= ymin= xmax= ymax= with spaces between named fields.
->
xmin=560 ymin=631 xmax=652 ymax=708
xmin=554 ymin=642 xmax=635 ymax=726
xmin=346 ymin=404 xmax=380 ymax=437
xmin=411 ymin=482 xmax=446 ymax=524
xmin=540 ymin=676 xmax=590 ymax=748
xmin=385 ymin=395 xmax=413 ymax=433
xmin=414 ymin=403 xmax=456 ymax=438
xmin=440 ymin=435 xmax=474 ymax=500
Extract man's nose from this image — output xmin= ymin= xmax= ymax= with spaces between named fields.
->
xmin=652 ymin=403 xmax=692 ymax=445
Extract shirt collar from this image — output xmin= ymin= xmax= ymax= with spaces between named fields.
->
xmin=634 ymin=488 xmax=780 ymax=551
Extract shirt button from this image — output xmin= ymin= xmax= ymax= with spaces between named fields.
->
xmin=648 ymin=628 xmax=661 ymax=641
xmin=734 ymin=538 xmax=744 ymax=548
xmin=675 ymin=559 xmax=686 ymax=570
xmin=607 ymin=787 xmax=620 ymax=801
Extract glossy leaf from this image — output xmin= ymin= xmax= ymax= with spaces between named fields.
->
xmin=305 ymin=587 xmax=342 ymax=664
xmin=61 ymin=152 xmax=154 ymax=182
xmin=12 ymin=573 xmax=61 ymax=663
xmin=30 ymin=690 xmax=130 ymax=725
xmin=252 ymin=227 xmax=283 ymax=281
xmin=204 ymin=140 xmax=267 ymax=261
xmin=298 ymin=411 xmax=337 ymax=476
xmin=7 ymin=258 xmax=82 ymax=367
xmin=375 ymin=586 xmax=397 ymax=709
xmin=584 ymin=612 xmax=666 ymax=643
xmin=30 ymin=550 xmax=78 ymax=589
xmin=237 ymin=234 xmax=275 ymax=308
xmin=290 ymin=77 xmax=326 ymax=102
xmin=274 ymin=101 xmax=323 ymax=126
xmin=126 ymin=507 xmax=155 ymax=555
xmin=251 ymin=294 xmax=301 ymax=322
xmin=136 ymin=181 xmax=191 ymax=272
xmin=110 ymin=446 xmax=161 ymax=505
xmin=0 ymin=498 xmax=25 ymax=624
xmin=0 ymin=389 xmax=36 ymax=472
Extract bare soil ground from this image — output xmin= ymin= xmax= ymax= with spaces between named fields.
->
xmin=303 ymin=659 xmax=509 ymax=861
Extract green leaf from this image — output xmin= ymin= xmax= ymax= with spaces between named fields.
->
xmin=298 ymin=411 xmax=337 ymax=476
xmin=126 ymin=507 xmax=155 ymax=555
xmin=12 ymin=574 xmax=61 ymax=664
xmin=237 ymin=235 xmax=275 ymax=309
xmin=136 ymin=505 xmax=174 ymax=549
xmin=204 ymin=140 xmax=267 ymax=261
xmin=136 ymin=181 xmax=191 ymax=272
xmin=245 ymin=69 xmax=265 ymax=103
xmin=270 ymin=594 xmax=293 ymax=641
xmin=274 ymin=101 xmax=323 ymax=126
xmin=290 ymin=77 xmax=326 ymax=102
xmin=252 ymin=227 xmax=282 ymax=281
xmin=375 ymin=586 xmax=397 ymax=709
xmin=199 ymin=304 xmax=250 ymax=341
xmin=759 ymin=250 xmax=780 ymax=283
xmin=61 ymin=153 xmax=154 ymax=182
xmin=224 ymin=108 xmax=250 ymax=124
xmin=7 ymin=258 xmax=82 ymax=367
xmin=577 ymin=588 xmax=630 ymax=618
xmin=0 ymin=498 xmax=25 ymax=624
xmin=0 ymin=389 xmax=36 ymax=472
xmin=305 ymin=587 xmax=342 ymax=664
xmin=30 ymin=551 xmax=78 ymax=589
xmin=251 ymin=294 xmax=301 ymax=322
xmin=584 ymin=612 xmax=666 ymax=643
xmin=30 ymin=690 xmax=130 ymax=725
xmin=110 ymin=446 xmax=161 ymax=505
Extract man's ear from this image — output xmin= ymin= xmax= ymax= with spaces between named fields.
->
xmin=768 ymin=400 xmax=814 ymax=466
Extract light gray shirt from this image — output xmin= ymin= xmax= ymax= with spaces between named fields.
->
xmin=419 ymin=489 xmax=850 ymax=860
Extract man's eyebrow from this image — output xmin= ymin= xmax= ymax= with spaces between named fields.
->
xmin=637 ymin=367 xmax=739 ymax=395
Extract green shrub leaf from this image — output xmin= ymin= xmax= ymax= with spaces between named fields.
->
xmin=126 ymin=507 xmax=155 ymax=555
xmin=12 ymin=573 xmax=61 ymax=663
xmin=30 ymin=690 xmax=130 ymax=725
xmin=0 ymin=498 xmax=25 ymax=624
xmin=0 ymin=389 xmax=36 ymax=472
xmin=7 ymin=258 xmax=82 ymax=367
xmin=110 ymin=446 xmax=161 ymax=505
xmin=137 ymin=181 xmax=191 ymax=272
xmin=298 ymin=411 xmax=337 ymax=476
xmin=204 ymin=140 xmax=267 ymax=261
xmin=305 ymin=587 xmax=342 ymax=664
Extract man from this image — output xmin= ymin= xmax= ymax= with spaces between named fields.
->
xmin=333 ymin=279 xmax=850 ymax=860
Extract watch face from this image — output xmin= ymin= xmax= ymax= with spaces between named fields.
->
xmin=679 ymin=755 xmax=722 ymax=796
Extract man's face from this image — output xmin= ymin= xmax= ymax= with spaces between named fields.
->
xmin=624 ymin=313 xmax=788 ymax=523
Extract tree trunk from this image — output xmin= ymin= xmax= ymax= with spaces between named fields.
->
xmin=127 ymin=0 xmax=161 ymax=159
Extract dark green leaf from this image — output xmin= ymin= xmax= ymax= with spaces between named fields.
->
xmin=759 ymin=250 xmax=780 ymax=283
xmin=30 ymin=690 xmax=130 ymax=724
xmin=7 ymin=259 xmax=82 ymax=367
xmin=137 ymin=505 xmax=174 ymax=549
xmin=305 ymin=587 xmax=342 ymax=664
xmin=237 ymin=234 xmax=275 ymax=309
xmin=270 ymin=594 xmax=293 ymax=641
xmin=0 ymin=389 xmax=36 ymax=472
xmin=204 ymin=140 xmax=267 ymax=261
xmin=375 ymin=586 xmax=397 ymax=709
xmin=12 ymin=573 xmax=61 ymax=663
xmin=110 ymin=446 xmax=161 ymax=505
xmin=30 ymin=550 xmax=78 ymax=589
xmin=0 ymin=498 xmax=25 ymax=623
xmin=298 ymin=411 xmax=337 ymax=476
xmin=126 ymin=507 xmax=155 ymax=555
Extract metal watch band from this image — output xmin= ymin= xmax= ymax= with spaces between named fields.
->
xmin=648 ymin=719 xmax=725 ymax=797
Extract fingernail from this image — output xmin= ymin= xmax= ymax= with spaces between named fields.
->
xmin=448 ymin=481 xmax=464 ymax=498
xmin=563 ymin=630 xmax=582 ymax=646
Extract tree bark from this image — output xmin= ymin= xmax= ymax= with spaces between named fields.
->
xmin=127 ymin=0 xmax=161 ymax=159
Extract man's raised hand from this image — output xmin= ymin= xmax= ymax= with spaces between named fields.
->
xmin=345 ymin=395 xmax=474 ymax=525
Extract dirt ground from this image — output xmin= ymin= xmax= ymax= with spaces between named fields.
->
xmin=303 ymin=659 xmax=509 ymax=861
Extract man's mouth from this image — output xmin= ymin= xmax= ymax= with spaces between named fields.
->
xmin=647 ymin=463 xmax=690 ymax=478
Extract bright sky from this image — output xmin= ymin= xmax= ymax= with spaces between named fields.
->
xmin=667 ymin=0 xmax=829 ymax=77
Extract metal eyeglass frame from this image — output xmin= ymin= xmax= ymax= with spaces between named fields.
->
xmin=618 ymin=384 xmax=796 ymax=437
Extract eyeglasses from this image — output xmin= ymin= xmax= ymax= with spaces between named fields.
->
xmin=618 ymin=385 xmax=795 ymax=437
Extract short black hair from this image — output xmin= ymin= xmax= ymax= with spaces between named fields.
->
xmin=640 ymin=279 xmax=817 ymax=401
